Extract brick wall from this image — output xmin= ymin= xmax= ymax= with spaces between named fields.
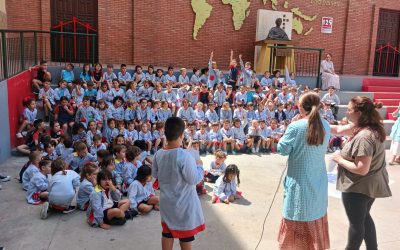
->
xmin=5 ymin=0 xmax=400 ymax=75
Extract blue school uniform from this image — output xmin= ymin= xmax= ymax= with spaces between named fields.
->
xmin=260 ymin=127 xmax=272 ymax=139
xmin=103 ymin=72 xmax=117 ymax=83
xmin=152 ymin=130 xmax=163 ymax=140
xmin=90 ymin=143 xmax=107 ymax=156
xmin=87 ymin=185 xmax=122 ymax=226
xmin=209 ymin=130 xmax=223 ymax=141
xmin=278 ymin=93 xmax=290 ymax=104
xmin=77 ymin=179 xmax=94 ymax=210
xmin=137 ymin=107 xmax=151 ymax=123
xmin=213 ymin=90 xmax=226 ymax=107
xmin=138 ymin=86 xmax=154 ymax=100
xmin=194 ymin=109 xmax=205 ymax=122
xmin=231 ymin=126 xmax=246 ymax=144
xmin=221 ymin=127 xmax=233 ymax=139
xmin=219 ymin=109 xmax=232 ymax=122
xmin=23 ymin=108 xmax=37 ymax=123
xmin=158 ymin=109 xmax=172 ymax=122
xmin=128 ymin=180 xmax=155 ymax=210
xmin=107 ymin=105 xmax=125 ymax=120
xmin=133 ymin=73 xmax=146 ymax=85
xmin=164 ymin=74 xmax=177 ymax=83
xmin=208 ymin=161 xmax=226 ymax=177
xmin=149 ymin=108 xmax=160 ymax=124
xmin=205 ymin=110 xmax=219 ymax=123
xmin=75 ymin=106 xmax=98 ymax=127
xmin=187 ymin=91 xmax=199 ymax=106
xmin=54 ymin=87 xmax=71 ymax=101
xmin=80 ymin=72 xmax=92 ymax=82
xmin=39 ymin=88 xmax=56 ymax=105
xmin=285 ymin=109 xmax=297 ymax=121
xmin=152 ymin=90 xmax=164 ymax=101
xmin=103 ymin=127 xmax=119 ymax=143
xmin=67 ymin=152 xmax=97 ymax=172
xmin=123 ymin=161 xmax=142 ymax=187
xmin=194 ymin=130 xmax=209 ymax=141
xmin=190 ymin=74 xmax=201 ymax=85
xmin=179 ymin=75 xmax=190 ymax=84
xmin=239 ymin=59 xmax=252 ymax=86
xmin=84 ymin=88 xmax=98 ymax=102
xmin=49 ymin=170 xmax=80 ymax=207
xmin=61 ymin=69 xmax=74 ymax=82
xmin=145 ymin=72 xmax=156 ymax=82
xmin=109 ymin=88 xmax=125 ymax=101
xmin=96 ymin=90 xmax=110 ymax=103
xmin=124 ymin=107 xmax=137 ymax=121
xmin=118 ymin=71 xmax=132 ymax=82
xmin=26 ymin=172 xmax=48 ymax=204
xmin=22 ymin=164 xmax=39 ymax=190
xmin=213 ymin=174 xmax=238 ymax=201
xmin=86 ymin=130 xmax=102 ymax=146
xmin=255 ymin=109 xmax=267 ymax=121
xmin=138 ymin=131 xmax=152 ymax=141
xmin=247 ymin=110 xmax=256 ymax=124
xmin=155 ymin=75 xmax=165 ymax=83
xmin=177 ymin=107 xmax=195 ymax=123
xmin=127 ymin=129 xmax=139 ymax=142
xmin=71 ymin=87 xmax=84 ymax=105
xmin=152 ymin=148 xmax=205 ymax=238
xmin=163 ymin=91 xmax=177 ymax=103
xmin=126 ymin=89 xmax=139 ymax=102
xmin=260 ymin=77 xmax=272 ymax=87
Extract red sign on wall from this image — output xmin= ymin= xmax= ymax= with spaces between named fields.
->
xmin=321 ymin=17 xmax=333 ymax=34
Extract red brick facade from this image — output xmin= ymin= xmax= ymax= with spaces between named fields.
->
xmin=6 ymin=0 xmax=400 ymax=75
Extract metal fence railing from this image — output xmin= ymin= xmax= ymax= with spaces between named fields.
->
xmin=0 ymin=30 xmax=97 ymax=81
xmin=268 ymin=45 xmax=324 ymax=87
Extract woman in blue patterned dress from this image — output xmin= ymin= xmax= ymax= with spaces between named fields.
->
xmin=277 ymin=92 xmax=330 ymax=250
xmin=389 ymin=102 xmax=400 ymax=165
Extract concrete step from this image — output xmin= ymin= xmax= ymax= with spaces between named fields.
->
xmin=385 ymin=136 xmax=392 ymax=150
xmin=319 ymin=91 xmax=374 ymax=105
xmin=337 ymin=105 xmax=387 ymax=121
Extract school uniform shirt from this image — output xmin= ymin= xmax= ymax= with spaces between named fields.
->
xmin=67 ymin=152 xmax=97 ymax=172
xmin=72 ymin=131 xmax=87 ymax=143
xmin=138 ymin=86 xmax=154 ymax=100
xmin=96 ymin=89 xmax=110 ymax=103
xmin=208 ymin=162 xmax=226 ymax=177
xmin=240 ymin=60 xmax=252 ymax=86
xmin=178 ymin=75 xmax=190 ymax=84
xmin=235 ymin=92 xmax=247 ymax=104
xmin=127 ymin=129 xmax=139 ymax=142
xmin=152 ymin=148 xmax=205 ymax=237
xmin=278 ymin=92 xmax=290 ymax=104
xmin=158 ymin=109 xmax=172 ymax=122
xmin=139 ymin=131 xmax=153 ymax=141
xmin=213 ymin=175 xmax=238 ymax=201
xmin=320 ymin=109 xmax=335 ymax=123
xmin=124 ymin=108 xmax=137 ymax=121
xmin=118 ymin=71 xmax=132 ymax=82
xmin=54 ymin=88 xmax=71 ymax=101
xmin=42 ymin=151 xmax=58 ymax=161
xmin=152 ymin=90 xmax=164 ymax=101
xmin=23 ymin=108 xmax=37 ymax=123
xmin=86 ymin=130 xmax=102 ymax=146
xmin=61 ymin=69 xmax=74 ymax=82
xmin=26 ymin=171 xmax=48 ymax=204
xmin=209 ymin=130 xmax=223 ymax=142
xmin=155 ymin=75 xmax=166 ymax=83
xmin=194 ymin=130 xmax=209 ymax=142
xmin=75 ymin=106 xmax=98 ymax=126
xmin=56 ymin=145 xmax=74 ymax=162
xmin=255 ymin=109 xmax=267 ymax=122
xmin=103 ymin=72 xmax=117 ymax=83
xmin=213 ymin=90 xmax=226 ymax=107
xmin=248 ymin=126 xmax=261 ymax=137
xmin=49 ymin=170 xmax=80 ymax=207
xmin=164 ymin=74 xmax=177 ymax=83
xmin=132 ymin=73 xmax=146 ymax=85
xmin=190 ymin=74 xmax=201 ymax=85
xmin=275 ymin=110 xmax=286 ymax=123
xmin=152 ymin=130 xmax=164 ymax=140
xmin=107 ymin=105 xmax=125 ymax=120
xmin=184 ymin=129 xmax=196 ymax=141
xmin=285 ymin=109 xmax=297 ymax=121
xmin=84 ymin=89 xmax=98 ymax=101
xmin=221 ymin=127 xmax=233 ymax=139
xmin=194 ymin=109 xmax=205 ymax=122
xmin=125 ymin=89 xmax=139 ymax=102
xmin=208 ymin=61 xmax=219 ymax=88
xmin=321 ymin=93 xmax=340 ymax=105
xmin=118 ymin=128 xmax=129 ymax=139
xmin=80 ymin=72 xmax=92 ymax=82
xmin=87 ymin=185 xmax=122 ymax=226
xmin=128 ymin=180 xmax=155 ymax=210
xmin=145 ymin=72 xmax=156 ymax=83
xmin=149 ymin=108 xmax=160 ymax=124
xmin=71 ymin=87 xmax=84 ymax=105
xmin=137 ymin=107 xmax=151 ymax=123
xmin=205 ymin=110 xmax=219 ymax=124
xmin=260 ymin=127 xmax=272 ymax=139
xmin=231 ymin=125 xmax=246 ymax=143
xmin=177 ymin=107 xmax=196 ymax=123
xmin=270 ymin=127 xmax=284 ymax=138
xmin=253 ymin=91 xmax=266 ymax=101
xmin=103 ymin=127 xmax=119 ymax=143
xmin=96 ymin=108 xmax=107 ymax=124
xmin=187 ymin=91 xmax=199 ymax=106
xmin=90 ymin=143 xmax=107 ymax=156
xmin=22 ymin=164 xmax=40 ymax=190
xmin=109 ymin=88 xmax=126 ymax=101
xmin=77 ymin=179 xmax=94 ymax=210
xmin=114 ymin=159 xmax=126 ymax=179
xmin=233 ymin=109 xmax=248 ymax=127
xmin=219 ymin=109 xmax=232 ymax=122
xmin=39 ymin=88 xmax=56 ymax=105
xmin=247 ymin=110 xmax=256 ymax=124
xmin=123 ymin=161 xmax=142 ymax=187
xmin=266 ymin=109 xmax=275 ymax=124
xmin=260 ymin=77 xmax=272 ymax=87
xmin=288 ymin=93 xmax=299 ymax=103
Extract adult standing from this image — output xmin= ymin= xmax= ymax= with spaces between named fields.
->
xmin=277 ymin=92 xmax=330 ymax=250
xmin=389 ymin=102 xmax=400 ymax=165
xmin=321 ymin=53 xmax=340 ymax=90
xmin=331 ymin=96 xmax=391 ymax=250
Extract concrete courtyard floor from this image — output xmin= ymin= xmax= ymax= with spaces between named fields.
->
xmin=0 ymin=152 xmax=399 ymax=250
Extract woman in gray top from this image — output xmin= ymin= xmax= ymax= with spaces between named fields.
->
xmin=331 ymin=96 xmax=391 ymax=250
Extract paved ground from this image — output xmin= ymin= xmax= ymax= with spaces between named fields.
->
xmin=0 ymin=152 xmax=399 ymax=250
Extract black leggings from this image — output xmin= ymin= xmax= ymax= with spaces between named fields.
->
xmin=342 ymin=192 xmax=377 ymax=250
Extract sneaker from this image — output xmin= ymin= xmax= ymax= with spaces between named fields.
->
xmin=62 ymin=206 xmax=76 ymax=214
xmin=16 ymin=133 xmax=23 ymax=138
xmin=147 ymin=151 xmax=151 ymax=156
xmin=251 ymin=148 xmax=256 ymax=153
xmin=0 ymin=175 xmax=11 ymax=182
xmin=40 ymin=201 xmax=49 ymax=219
xmin=255 ymin=147 xmax=259 ymax=153
xmin=232 ymin=150 xmax=237 ymax=155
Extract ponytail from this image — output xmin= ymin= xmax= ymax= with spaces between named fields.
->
xmin=307 ymin=105 xmax=325 ymax=145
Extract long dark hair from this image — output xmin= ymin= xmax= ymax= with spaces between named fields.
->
xmin=300 ymin=93 xmax=325 ymax=145
xmin=350 ymin=96 xmax=385 ymax=142
xmin=223 ymin=164 xmax=240 ymax=185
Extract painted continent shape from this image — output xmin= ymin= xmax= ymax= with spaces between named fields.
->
xmin=222 ymin=0 xmax=251 ymax=30
xmin=192 ymin=0 xmax=213 ymax=40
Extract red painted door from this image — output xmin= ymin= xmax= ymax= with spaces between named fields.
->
xmin=50 ymin=0 xmax=98 ymax=63
xmin=373 ymin=9 xmax=400 ymax=77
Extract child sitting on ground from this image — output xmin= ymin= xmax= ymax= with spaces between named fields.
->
xmin=68 ymin=141 xmax=96 ymax=173
xmin=152 ymin=117 xmax=205 ymax=249
xmin=77 ymin=162 xmax=98 ymax=211
xmin=22 ymin=151 xmax=42 ymax=190
xmin=128 ymin=165 xmax=159 ymax=215
xmin=123 ymin=146 xmax=142 ymax=191
xmin=212 ymin=164 xmax=241 ymax=204
xmin=41 ymin=159 xmax=80 ymax=219
xmin=205 ymin=150 xmax=227 ymax=183
xmin=87 ymin=170 xmax=132 ymax=229
xmin=26 ymin=159 xmax=51 ymax=205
